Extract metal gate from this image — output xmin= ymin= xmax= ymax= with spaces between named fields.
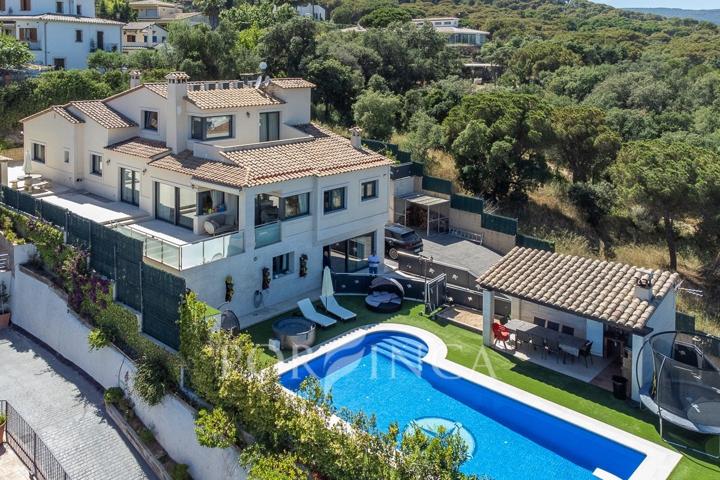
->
xmin=1 ymin=400 xmax=71 ymax=480
xmin=425 ymin=274 xmax=447 ymax=311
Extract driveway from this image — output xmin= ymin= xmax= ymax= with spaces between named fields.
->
xmin=0 ymin=328 xmax=157 ymax=480
xmin=418 ymin=233 xmax=502 ymax=276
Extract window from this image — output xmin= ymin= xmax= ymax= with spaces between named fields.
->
xmin=63 ymin=150 xmax=70 ymax=163
xmin=91 ymin=154 xmax=102 ymax=175
xmin=323 ymin=187 xmax=345 ymax=214
xmin=361 ymin=180 xmax=378 ymax=201
xmin=76 ymin=4 xmax=81 ymax=14
xmin=31 ymin=143 xmax=45 ymax=163
xmin=56 ymin=1 xmax=63 ymax=12
xmin=120 ymin=168 xmax=140 ymax=206
xmin=190 ymin=115 xmax=233 ymax=141
xmin=75 ymin=30 xmax=82 ymax=42
xmin=19 ymin=28 xmax=37 ymax=42
xmin=154 ymin=182 xmax=196 ymax=229
xmin=127 ymin=34 xmax=136 ymax=42
xmin=281 ymin=193 xmax=310 ymax=220
xmin=323 ymin=232 xmax=375 ymax=272
xmin=53 ymin=58 xmax=65 ymax=70
xmin=20 ymin=0 xmax=30 ymax=10
xmin=143 ymin=110 xmax=158 ymax=131
xmin=152 ymin=35 xmax=157 ymax=43
xmin=0 ymin=0 xmax=5 ymax=10
xmin=272 ymin=252 xmax=293 ymax=278
xmin=143 ymin=35 xmax=148 ymax=43
xmin=259 ymin=111 xmax=280 ymax=142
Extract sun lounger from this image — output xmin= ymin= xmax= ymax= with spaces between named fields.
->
xmin=298 ymin=298 xmax=337 ymax=327
xmin=321 ymin=295 xmax=356 ymax=321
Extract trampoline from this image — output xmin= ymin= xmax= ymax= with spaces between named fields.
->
xmin=636 ymin=330 xmax=720 ymax=458
xmin=365 ymin=277 xmax=405 ymax=313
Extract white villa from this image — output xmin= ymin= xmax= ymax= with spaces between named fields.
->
xmin=0 ymin=0 xmax=123 ymax=69
xmin=20 ymin=71 xmax=393 ymax=319
xmin=122 ymin=21 xmax=167 ymax=52
xmin=296 ymin=3 xmax=325 ymax=21
xmin=412 ymin=17 xmax=489 ymax=47
xmin=128 ymin=0 xmax=208 ymax=28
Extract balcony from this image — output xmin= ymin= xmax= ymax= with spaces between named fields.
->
xmin=118 ymin=225 xmax=245 ymax=270
xmin=255 ymin=221 xmax=280 ymax=248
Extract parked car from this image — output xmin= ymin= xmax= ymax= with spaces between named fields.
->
xmin=385 ymin=224 xmax=423 ymax=260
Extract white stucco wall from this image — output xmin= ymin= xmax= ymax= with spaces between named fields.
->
xmin=516 ymin=299 xmax=589 ymax=341
xmin=10 ymin=264 xmax=245 ymax=480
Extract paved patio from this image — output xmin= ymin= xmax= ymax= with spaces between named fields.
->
xmin=418 ymin=232 xmax=502 ymax=276
xmin=0 ymin=445 xmax=30 ymax=480
xmin=0 ymin=328 xmax=156 ymax=480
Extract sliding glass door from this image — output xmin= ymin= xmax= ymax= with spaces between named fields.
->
xmin=120 ymin=168 xmax=140 ymax=206
xmin=155 ymin=182 xmax=196 ymax=229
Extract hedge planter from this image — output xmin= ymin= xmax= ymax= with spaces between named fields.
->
xmin=0 ymin=414 xmax=6 ymax=443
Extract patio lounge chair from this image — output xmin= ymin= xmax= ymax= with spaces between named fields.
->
xmin=298 ymin=298 xmax=337 ymax=327
xmin=321 ymin=295 xmax=356 ymax=321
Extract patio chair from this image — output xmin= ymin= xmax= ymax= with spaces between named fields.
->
xmin=297 ymin=298 xmax=337 ymax=327
xmin=491 ymin=322 xmax=510 ymax=349
xmin=579 ymin=340 xmax=593 ymax=367
xmin=561 ymin=325 xmax=575 ymax=336
xmin=546 ymin=321 xmax=560 ymax=331
xmin=321 ymin=295 xmax=356 ymax=322
xmin=543 ymin=338 xmax=561 ymax=363
xmin=515 ymin=330 xmax=530 ymax=351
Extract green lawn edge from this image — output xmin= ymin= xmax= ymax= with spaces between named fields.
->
xmin=244 ymin=297 xmax=720 ymax=480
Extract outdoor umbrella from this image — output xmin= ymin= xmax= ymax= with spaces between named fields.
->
xmin=321 ymin=266 xmax=335 ymax=298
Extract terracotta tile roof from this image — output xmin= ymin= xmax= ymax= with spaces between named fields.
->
xmin=148 ymin=151 xmax=248 ymax=188
xmin=141 ymin=82 xmax=283 ymax=109
xmin=270 ymin=78 xmax=316 ymax=89
xmin=105 ymin=137 xmax=171 ymax=159
xmin=477 ymin=247 xmax=681 ymax=331
xmin=219 ymin=124 xmax=394 ymax=187
xmin=70 ymin=101 xmax=137 ymax=129
xmin=0 ymin=14 xmax=124 ymax=25
xmin=53 ymin=105 xmax=84 ymax=124
xmin=185 ymin=87 xmax=283 ymax=109
xmin=150 ymin=124 xmax=392 ymax=188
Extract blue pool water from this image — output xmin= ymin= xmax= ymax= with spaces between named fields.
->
xmin=280 ymin=332 xmax=646 ymax=480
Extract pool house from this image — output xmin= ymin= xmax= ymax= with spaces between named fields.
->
xmin=479 ymin=247 xmax=681 ymax=401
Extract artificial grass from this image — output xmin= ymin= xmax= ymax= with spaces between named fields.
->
xmin=244 ymin=297 xmax=720 ymax=480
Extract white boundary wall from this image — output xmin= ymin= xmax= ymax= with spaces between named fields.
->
xmin=9 ymin=255 xmax=245 ymax=480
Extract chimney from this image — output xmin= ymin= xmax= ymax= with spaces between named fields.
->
xmin=165 ymin=72 xmax=189 ymax=153
xmin=634 ymin=269 xmax=654 ymax=302
xmin=349 ymin=126 xmax=362 ymax=149
xmin=129 ymin=70 xmax=142 ymax=89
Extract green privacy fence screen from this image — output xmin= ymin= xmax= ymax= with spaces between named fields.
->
xmin=0 ymin=188 xmax=173 ymax=343
xmin=141 ymin=265 xmax=185 ymax=350
xmin=516 ymin=233 xmax=555 ymax=252
xmin=481 ymin=212 xmax=518 ymax=236
xmin=422 ymin=175 xmax=452 ymax=195
xmin=450 ymin=194 xmax=484 ymax=214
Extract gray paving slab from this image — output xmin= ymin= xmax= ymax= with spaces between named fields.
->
xmin=0 ymin=328 xmax=156 ymax=480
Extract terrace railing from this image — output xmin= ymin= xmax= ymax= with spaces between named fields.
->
xmin=0 ymin=400 xmax=71 ymax=480
xmin=117 ymin=226 xmax=245 ymax=270
xmin=255 ymin=221 xmax=281 ymax=248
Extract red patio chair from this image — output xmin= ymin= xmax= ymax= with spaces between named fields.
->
xmin=492 ymin=322 xmax=510 ymax=348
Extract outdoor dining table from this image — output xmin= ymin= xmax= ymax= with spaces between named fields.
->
xmin=503 ymin=319 xmax=587 ymax=359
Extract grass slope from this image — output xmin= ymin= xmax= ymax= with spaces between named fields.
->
xmin=245 ymin=297 xmax=720 ymax=479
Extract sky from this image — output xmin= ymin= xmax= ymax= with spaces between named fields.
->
xmin=594 ymin=0 xmax=719 ymax=8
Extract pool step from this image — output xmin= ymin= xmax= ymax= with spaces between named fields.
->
xmin=379 ymin=336 xmax=428 ymax=357
xmin=372 ymin=337 xmax=425 ymax=372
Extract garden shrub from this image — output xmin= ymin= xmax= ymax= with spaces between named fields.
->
xmin=88 ymin=327 xmax=112 ymax=350
xmin=134 ymin=351 xmax=175 ymax=406
xmin=104 ymin=387 xmax=124 ymax=404
xmin=194 ymin=407 xmax=237 ymax=449
xmin=170 ymin=464 xmax=190 ymax=480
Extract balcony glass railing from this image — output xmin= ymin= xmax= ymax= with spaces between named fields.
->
xmin=254 ymin=221 xmax=281 ymax=248
xmin=117 ymin=226 xmax=245 ymax=270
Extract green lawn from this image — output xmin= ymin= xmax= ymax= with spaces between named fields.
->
xmin=244 ymin=297 xmax=720 ymax=480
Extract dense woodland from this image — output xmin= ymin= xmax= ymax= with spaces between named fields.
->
xmin=1 ymin=0 xmax=720 ymax=334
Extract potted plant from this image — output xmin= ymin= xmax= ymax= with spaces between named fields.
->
xmin=0 ymin=281 xmax=10 ymax=328
xmin=0 ymin=412 xmax=6 ymax=443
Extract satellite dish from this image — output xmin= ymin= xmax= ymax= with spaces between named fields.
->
xmin=259 ymin=61 xmax=268 ymax=72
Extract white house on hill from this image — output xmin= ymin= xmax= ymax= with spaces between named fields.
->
xmin=122 ymin=21 xmax=167 ymax=52
xmin=412 ymin=17 xmax=489 ymax=47
xmin=296 ymin=3 xmax=325 ymax=21
xmin=21 ymin=71 xmax=393 ymax=321
xmin=0 ymin=0 xmax=123 ymax=69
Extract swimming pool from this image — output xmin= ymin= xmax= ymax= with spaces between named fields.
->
xmin=277 ymin=324 xmax=681 ymax=480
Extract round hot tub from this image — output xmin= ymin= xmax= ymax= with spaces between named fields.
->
xmin=272 ymin=317 xmax=317 ymax=350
